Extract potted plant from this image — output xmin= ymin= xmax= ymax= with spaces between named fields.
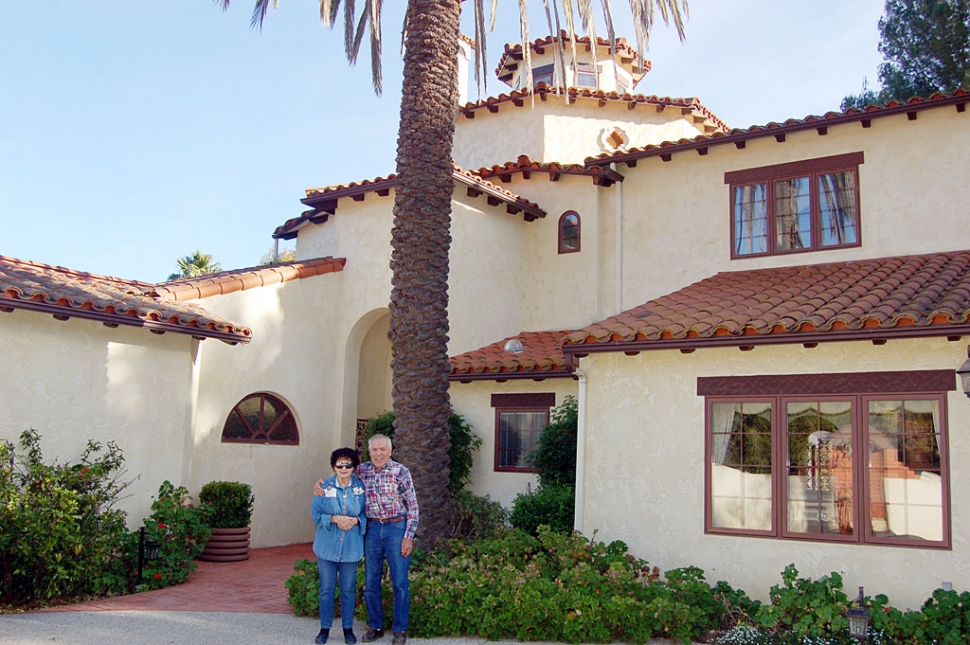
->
xmin=197 ymin=481 xmax=255 ymax=562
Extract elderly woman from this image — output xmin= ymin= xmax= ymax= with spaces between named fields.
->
xmin=312 ymin=447 xmax=367 ymax=645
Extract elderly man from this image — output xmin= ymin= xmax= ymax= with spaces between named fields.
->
xmin=318 ymin=433 xmax=418 ymax=645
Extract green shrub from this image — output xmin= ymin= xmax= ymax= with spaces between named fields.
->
xmin=138 ymin=480 xmax=211 ymax=590
xmin=362 ymin=410 xmax=482 ymax=495
xmin=0 ymin=430 xmax=133 ymax=607
xmin=285 ymin=558 xmax=320 ymax=617
xmin=754 ymin=564 xmax=850 ymax=638
xmin=530 ymin=395 xmax=578 ymax=486
xmin=198 ymin=480 xmax=254 ymax=528
xmin=510 ymin=483 xmax=574 ymax=535
xmin=448 ymin=490 xmax=509 ymax=541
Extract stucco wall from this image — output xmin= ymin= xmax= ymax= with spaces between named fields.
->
xmin=450 ymin=378 xmax=578 ymax=509
xmin=576 ymin=338 xmax=969 ymax=610
xmin=0 ymin=312 xmax=197 ymax=529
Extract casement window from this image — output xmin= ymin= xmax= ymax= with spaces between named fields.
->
xmin=558 ymin=211 xmax=581 ymax=253
xmin=574 ymin=62 xmax=597 ymax=87
xmin=700 ymin=371 xmax=953 ymax=548
xmin=492 ymin=393 xmax=555 ymax=472
xmin=533 ymin=64 xmax=555 ymax=87
xmin=725 ymin=152 xmax=863 ymax=258
xmin=222 ymin=392 xmax=299 ymax=445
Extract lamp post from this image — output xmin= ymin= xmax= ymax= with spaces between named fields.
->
xmin=137 ymin=526 xmax=161 ymax=585
xmin=846 ymin=586 xmax=870 ymax=643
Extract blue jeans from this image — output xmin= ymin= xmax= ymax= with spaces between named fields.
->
xmin=318 ymin=557 xmax=359 ymax=630
xmin=363 ymin=521 xmax=410 ymax=633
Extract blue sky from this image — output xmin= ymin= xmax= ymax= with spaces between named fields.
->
xmin=1 ymin=1 xmax=885 ymax=283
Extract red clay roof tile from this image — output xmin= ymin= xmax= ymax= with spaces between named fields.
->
xmin=563 ymin=250 xmax=970 ymax=357
xmin=0 ymin=255 xmax=252 ymax=344
xmin=494 ymin=32 xmax=649 ymax=84
xmin=449 ymin=330 xmax=578 ymax=381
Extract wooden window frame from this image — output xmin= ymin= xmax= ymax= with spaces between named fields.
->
xmin=558 ymin=211 xmax=581 ymax=254
xmin=725 ymin=152 xmax=864 ymax=259
xmin=222 ymin=392 xmax=299 ymax=446
xmin=701 ymin=370 xmax=953 ymax=549
xmin=492 ymin=393 xmax=555 ymax=472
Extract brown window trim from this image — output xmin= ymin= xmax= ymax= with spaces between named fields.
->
xmin=492 ymin=393 xmax=555 ymax=473
xmin=703 ymin=374 xmax=951 ymax=549
xmin=558 ymin=211 xmax=581 ymax=254
xmin=726 ymin=152 xmax=864 ymax=259
xmin=222 ymin=392 xmax=299 ymax=446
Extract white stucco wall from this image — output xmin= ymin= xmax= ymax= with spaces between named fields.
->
xmin=0 ymin=312 xmax=198 ymax=529
xmin=576 ymin=338 xmax=969 ymax=610
xmin=449 ymin=378 xmax=579 ymax=509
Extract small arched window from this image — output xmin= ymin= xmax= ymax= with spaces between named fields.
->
xmin=558 ymin=211 xmax=581 ymax=254
xmin=222 ymin=393 xmax=299 ymax=445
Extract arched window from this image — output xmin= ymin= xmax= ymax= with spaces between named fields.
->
xmin=222 ymin=393 xmax=299 ymax=445
xmin=558 ymin=211 xmax=581 ymax=254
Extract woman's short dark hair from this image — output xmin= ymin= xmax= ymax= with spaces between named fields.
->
xmin=330 ymin=447 xmax=360 ymax=469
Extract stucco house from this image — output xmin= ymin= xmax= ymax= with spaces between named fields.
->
xmin=2 ymin=33 xmax=968 ymax=608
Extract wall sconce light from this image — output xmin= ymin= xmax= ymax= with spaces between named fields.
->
xmin=956 ymin=348 xmax=970 ymax=399
xmin=846 ymin=586 xmax=869 ymax=643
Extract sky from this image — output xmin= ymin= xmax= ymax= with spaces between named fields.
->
xmin=0 ymin=1 xmax=887 ymax=283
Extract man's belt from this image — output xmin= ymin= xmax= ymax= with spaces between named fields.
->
xmin=368 ymin=516 xmax=405 ymax=524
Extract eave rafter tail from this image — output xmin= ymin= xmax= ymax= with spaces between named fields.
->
xmin=561 ymin=325 xmax=970 ymax=370
xmin=0 ymin=297 xmax=251 ymax=345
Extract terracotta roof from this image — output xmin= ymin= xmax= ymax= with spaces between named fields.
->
xmin=563 ymin=250 xmax=970 ymax=362
xmin=449 ymin=330 xmax=578 ymax=381
xmin=459 ymin=83 xmax=728 ymax=134
xmin=585 ymin=90 xmax=969 ymax=167
xmin=153 ymin=257 xmax=346 ymax=302
xmin=275 ymin=167 xmax=547 ymax=240
xmin=476 ymin=155 xmax=625 ymax=187
xmin=0 ymin=256 xmax=252 ymax=344
xmin=494 ymin=32 xmax=649 ymax=85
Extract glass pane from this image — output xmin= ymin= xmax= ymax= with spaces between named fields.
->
xmin=263 ymin=396 xmax=298 ymax=444
xmin=498 ymin=411 xmax=547 ymax=468
xmin=733 ymin=183 xmax=768 ymax=255
xmin=223 ymin=409 xmax=253 ymax=440
xmin=710 ymin=402 xmax=772 ymax=530
xmin=560 ymin=213 xmax=579 ymax=251
xmin=868 ymin=399 xmax=943 ymax=541
xmin=818 ymin=171 xmax=858 ymax=246
xmin=775 ymin=177 xmax=811 ymax=250
xmin=787 ymin=401 xmax=854 ymax=536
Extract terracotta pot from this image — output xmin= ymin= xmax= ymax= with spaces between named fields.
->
xmin=199 ymin=526 xmax=250 ymax=562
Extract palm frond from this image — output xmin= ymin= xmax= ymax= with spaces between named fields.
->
xmin=369 ymin=0 xmax=383 ymax=95
xmin=250 ymin=0 xmax=278 ymax=31
xmin=319 ymin=0 xmax=340 ymax=28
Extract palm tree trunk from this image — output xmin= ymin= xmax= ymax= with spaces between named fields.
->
xmin=388 ymin=0 xmax=461 ymax=548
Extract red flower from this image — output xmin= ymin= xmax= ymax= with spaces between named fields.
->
xmin=158 ymin=522 xmax=166 ymax=529
xmin=80 ymin=467 xmax=88 ymax=475
xmin=154 ymin=573 xmax=163 ymax=580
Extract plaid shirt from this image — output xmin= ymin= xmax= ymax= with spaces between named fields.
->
xmin=356 ymin=459 xmax=419 ymax=540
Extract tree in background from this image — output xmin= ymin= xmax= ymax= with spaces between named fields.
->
xmin=258 ymin=245 xmax=296 ymax=266
xmin=219 ymin=0 xmax=687 ymax=547
xmin=166 ymin=251 xmax=222 ymax=281
xmin=843 ymin=0 xmax=970 ymax=109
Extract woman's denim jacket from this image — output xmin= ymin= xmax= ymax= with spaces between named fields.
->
xmin=312 ymin=474 xmax=367 ymax=563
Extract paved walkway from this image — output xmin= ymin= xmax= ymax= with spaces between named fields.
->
xmin=41 ymin=542 xmax=312 ymax=614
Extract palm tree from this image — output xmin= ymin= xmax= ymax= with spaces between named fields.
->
xmin=167 ymin=250 xmax=223 ymax=281
xmin=218 ymin=0 xmax=687 ymax=547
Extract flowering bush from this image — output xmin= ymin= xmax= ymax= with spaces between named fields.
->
xmin=137 ymin=480 xmax=211 ymax=590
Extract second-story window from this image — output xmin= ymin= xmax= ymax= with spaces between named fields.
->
xmin=575 ymin=62 xmax=597 ymax=87
xmin=558 ymin=211 xmax=581 ymax=253
xmin=725 ymin=152 xmax=863 ymax=258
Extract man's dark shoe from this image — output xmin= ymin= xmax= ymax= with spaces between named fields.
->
xmin=391 ymin=631 xmax=407 ymax=645
xmin=344 ymin=628 xmax=357 ymax=644
xmin=315 ymin=628 xmax=330 ymax=644
xmin=361 ymin=628 xmax=384 ymax=643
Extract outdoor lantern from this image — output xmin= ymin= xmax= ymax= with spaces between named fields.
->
xmin=846 ymin=586 xmax=869 ymax=642
xmin=137 ymin=526 xmax=161 ymax=584
xmin=956 ymin=351 xmax=970 ymax=399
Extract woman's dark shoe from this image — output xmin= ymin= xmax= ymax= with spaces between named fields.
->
xmin=344 ymin=628 xmax=357 ymax=644
xmin=315 ymin=628 xmax=330 ymax=644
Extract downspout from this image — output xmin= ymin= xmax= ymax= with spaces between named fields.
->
xmin=613 ymin=163 xmax=623 ymax=314
xmin=573 ymin=366 xmax=588 ymax=534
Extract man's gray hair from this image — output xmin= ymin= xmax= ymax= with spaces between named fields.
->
xmin=368 ymin=433 xmax=393 ymax=449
